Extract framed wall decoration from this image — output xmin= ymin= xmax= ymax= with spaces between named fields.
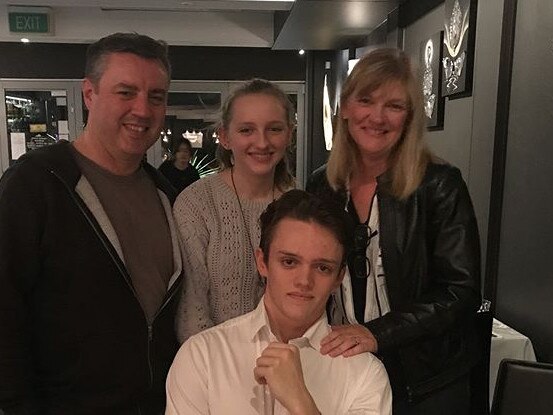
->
xmin=420 ymin=31 xmax=445 ymax=130
xmin=442 ymin=0 xmax=478 ymax=98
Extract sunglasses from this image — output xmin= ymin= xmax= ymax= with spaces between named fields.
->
xmin=351 ymin=224 xmax=378 ymax=279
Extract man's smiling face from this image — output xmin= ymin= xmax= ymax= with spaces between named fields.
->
xmin=82 ymin=52 xmax=168 ymax=169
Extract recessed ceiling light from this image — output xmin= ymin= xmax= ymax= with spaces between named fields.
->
xmin=298 ymin=49 xmax=305 ymax=55
xmin=21 ymin=38 xmax=30 ymax=43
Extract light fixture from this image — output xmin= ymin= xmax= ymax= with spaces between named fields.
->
xmin=348 ymin=59 xmax=360 ymax=75
xmin=323 ymin=74 xmax=333 ymax=151
xmin=21 ymin=38 xmax=30 ymax=43
xmin=298 ymin=49 xmax=305 ymax=56
xmin=6 ymin=95 xmax=31 ymax=103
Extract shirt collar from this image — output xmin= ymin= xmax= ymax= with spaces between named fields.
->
xmin=250 ymin=296 xmax=331 ymax=351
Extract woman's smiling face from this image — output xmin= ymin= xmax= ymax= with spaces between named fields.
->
xmin=341 ymin=80 xmax=409 ymax=163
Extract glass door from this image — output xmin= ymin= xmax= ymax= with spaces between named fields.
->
xmin=0 ymin=80 xmax=80 ymax=173
xmin=282 ymin=83 xmax=306 ymax=188
xmin=147 ymin=81 xmax=226 ymax=173
xmin=0 ymin=80 xmax=305 ymax=179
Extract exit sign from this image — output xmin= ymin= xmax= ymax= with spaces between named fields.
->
xmin=8 ymin=7 xmax=53 ymax=35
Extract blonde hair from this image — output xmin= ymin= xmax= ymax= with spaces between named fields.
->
xmin=216 ymin=79 xmax=295 ymax=191
xmin=327 ymin=48 xmax=431 ymax=200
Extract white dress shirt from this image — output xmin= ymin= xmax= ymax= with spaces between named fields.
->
xmin=166 ymin=298 xmax=392 ymax=415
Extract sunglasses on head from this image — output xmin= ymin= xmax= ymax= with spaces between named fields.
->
xmin=351 ymin=224 xmax=378 ymax=279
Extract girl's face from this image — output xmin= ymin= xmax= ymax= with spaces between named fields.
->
xmin=220 ymin=93 xmax=291 ymax=178
xmin=341 ymin=80 xmax=409 ymax=163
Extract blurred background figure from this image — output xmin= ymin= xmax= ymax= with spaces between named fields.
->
xmin=158 ymin=137 xmax=200 ymax=194
xmin=307 ymin=48 xmax=481 ymax=415
xmin=173 ymin=79 xmax=295 ymax=342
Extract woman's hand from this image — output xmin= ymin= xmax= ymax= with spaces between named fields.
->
xmin=320 ymin=324 xmax=378 ymax=357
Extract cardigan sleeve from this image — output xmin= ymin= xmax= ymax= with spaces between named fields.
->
xmin=173 ymin=186 xmax=214 ymax=343
xmin=366 ymin=166 xmax=482 ymax=351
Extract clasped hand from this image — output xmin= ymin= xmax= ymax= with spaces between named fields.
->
xmin=254 ymin=342 xmax=320 ymax=415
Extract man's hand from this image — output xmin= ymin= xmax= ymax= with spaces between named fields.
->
xmin=254 ymin=342 xmax=320 ymax=415
xmin=320 ymin=324 xmax=378 ymax=357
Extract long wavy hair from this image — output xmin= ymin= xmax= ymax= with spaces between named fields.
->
xmin=327 ymin=48 xmax=431 ymax=200
xmin=216 ymin=79 xmax=295 ymax=191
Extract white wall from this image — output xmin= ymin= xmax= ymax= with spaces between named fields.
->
xmin=0 ymin=6 xmax=274 ymax=47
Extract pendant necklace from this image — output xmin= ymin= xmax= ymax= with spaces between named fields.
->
xmin=230 ymin=167 xmax=275 ymax=270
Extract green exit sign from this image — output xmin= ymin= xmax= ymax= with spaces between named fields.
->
xmin=8 ymin=7 xmax=53 ymax=34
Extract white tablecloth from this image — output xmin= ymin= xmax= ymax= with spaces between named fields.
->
xmin=489 ymin=318 xmax=537 ymax=404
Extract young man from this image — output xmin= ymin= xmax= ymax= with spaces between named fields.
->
xmin=0 ymin=33 xmax=183 ymax=414
xmin=166 ymin=190 xmax=391 ymax=414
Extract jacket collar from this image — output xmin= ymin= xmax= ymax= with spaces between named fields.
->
xmin=19 ymin=140 xmax=177 ymax=203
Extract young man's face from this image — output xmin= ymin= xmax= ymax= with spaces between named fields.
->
xmin=256 ymin=218 xmax=345 ymax=339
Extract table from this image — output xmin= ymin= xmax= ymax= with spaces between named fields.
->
xmin=489 ymin=318 xmax=537 ymax=404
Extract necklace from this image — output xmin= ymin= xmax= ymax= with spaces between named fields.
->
xmin=230 ymin=167 xmax=275 ymax=266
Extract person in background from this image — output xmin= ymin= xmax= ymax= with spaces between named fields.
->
xmin=166 ymin=190 xmax=392 ymax=415
xmin=306 ymin=48 xmax=481 ymax=415
xmin=158 ymin=137 xmax=200 ymax=194
xmin=0 ymin=33 xmax=183 ymax=414
xmin=173 ymin=79 xmax=295 ymax=342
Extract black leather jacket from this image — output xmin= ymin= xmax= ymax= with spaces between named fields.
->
xmin=306 ymin=162 xmax=482 ymax=401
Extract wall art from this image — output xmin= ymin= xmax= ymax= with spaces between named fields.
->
xmin=420 ymin=31 xmax=445 ymax=129
xmin=442 ymin=0 xmax=478 ymax=98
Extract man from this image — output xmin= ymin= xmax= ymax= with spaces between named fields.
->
xmin=166 ymin=190 xmax=391 ymax=414
xmin=0 ymin=33 xmax=183 ymax=414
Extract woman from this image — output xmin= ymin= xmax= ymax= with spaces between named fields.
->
xmin=173 ymin=79 xmax=295 ymax=342
xmin=307 ymin=49 xmax=481 ymax=414
xmin=158 ymin=137 xmax=200 ymax=194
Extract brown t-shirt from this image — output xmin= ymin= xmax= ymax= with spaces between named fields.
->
xmin=72 ymin=148 xmax=173 ymax=323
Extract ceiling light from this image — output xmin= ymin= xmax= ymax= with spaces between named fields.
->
xmin=298 ymin=49 xmax=305 ymax=55
xmin=21 ymin=38 xmax=30 ymax=43
xmin=348 ymin=59 xmax=360 ymax=75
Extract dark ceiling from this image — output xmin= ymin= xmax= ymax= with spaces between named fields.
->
xmin=273 ymin=0 xmax=402 ymax=50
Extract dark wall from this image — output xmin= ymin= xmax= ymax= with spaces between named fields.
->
xmin=0 ymin=43 xmax=87 ymax=79
xmin=402 ymin=1 xmax=504 ymax=298
xmin=0 ymin=42 xmax=305 ymax=81
xmin=494 ymin=0 xmax=553 ymax=363
xmin=169 ymin=46 xmax=305 ymax=81
xmin=399 ymin=0 xmax=553 ymax=363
